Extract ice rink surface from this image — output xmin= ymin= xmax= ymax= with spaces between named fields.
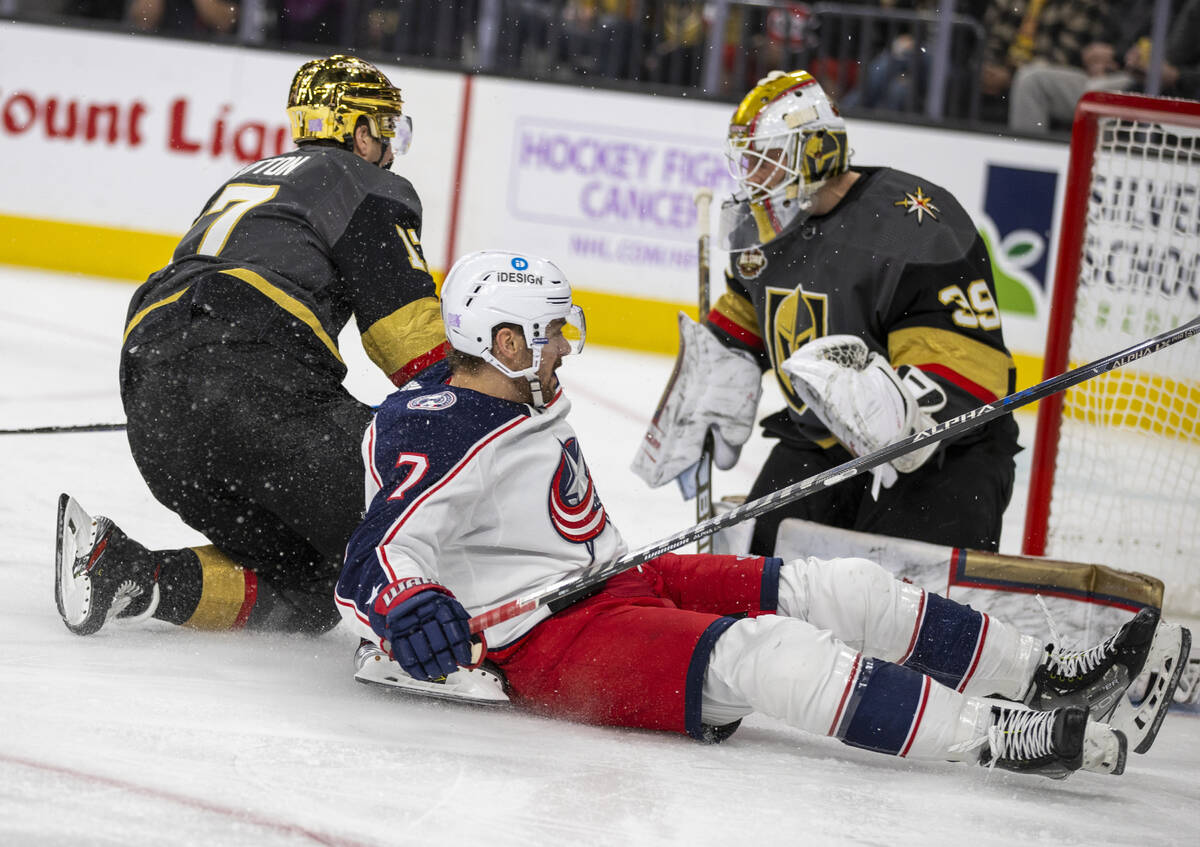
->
xmin=1 ymin=266 xmax=1196 ymax=846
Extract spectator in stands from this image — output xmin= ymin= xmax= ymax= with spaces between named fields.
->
xmin=979 ymin=0 xmax=1113 ymax=125
xmin=644 ymin=0 xmax=706 ymax=87
xmin=1120 ymin=0 xmax=1200 ymax=100
xmin=126 ymin=0 xmax=239 ymax=35
xmin=839 ymin=1 xmax=990 ymax=115
xmin=839 ymin=0 xmax=933 ymax=113
xmin=1006 ymin=0 xmax=1200 ymax=132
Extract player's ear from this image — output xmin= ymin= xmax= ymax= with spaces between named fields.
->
xmin=493 ymin=326 xmax=524 ymax=364
xmin=353 ymin=122 xmax=372 ymax=155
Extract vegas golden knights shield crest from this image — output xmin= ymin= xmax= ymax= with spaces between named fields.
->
xmin=765 ymin=285 xmax=829 ymax=412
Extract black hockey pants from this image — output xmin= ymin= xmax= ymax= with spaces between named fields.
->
xmin=120 ymin=326 xmax=372 ymax=632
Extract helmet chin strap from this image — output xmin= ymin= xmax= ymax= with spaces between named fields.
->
xmin=482 ymin=343 xmax=550 ymax=408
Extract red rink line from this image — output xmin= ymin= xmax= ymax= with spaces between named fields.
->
xmin=0 ymin=752 xmax=373 ymax=847
xmin=563 ymin=377 xmax=652 ymax=426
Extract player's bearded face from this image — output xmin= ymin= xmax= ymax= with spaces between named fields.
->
xmin=376 ymin=137 xmax=394 ymax=170
xmin=535 ymin=320 xmax=571 ymax=401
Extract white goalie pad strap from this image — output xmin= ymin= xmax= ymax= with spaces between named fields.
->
xmin=780 ymin=335 xmax=937 ymax=474
xmin=631 ymin=312 xmax=762 ymax=488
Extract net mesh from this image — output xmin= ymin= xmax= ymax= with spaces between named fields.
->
xmin=1045 ymin=114 xmax=1200 ymax=616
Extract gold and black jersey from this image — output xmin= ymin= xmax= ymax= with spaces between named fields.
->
xmin=709 ymin=166 xmax=1019 ymax=453
xmin=123 ymin=145 xmax=445 ymax=386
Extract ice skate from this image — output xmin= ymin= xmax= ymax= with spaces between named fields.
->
xmin=353 ymin=639 xmax=511 ymax=706
xmin=1026 ymin=607 xmax=1190 ymax=755
xmin=978 ymin=705 xmax=1126 ymax=779
xmin=1026 ymin=608 xmax=1160 ymax=721
xmin=55 ymin=493 xmax=159 ymax=636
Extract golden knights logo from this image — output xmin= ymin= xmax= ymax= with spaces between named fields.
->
xmin=801 ymin=129 xmax=848 ymax=185
xmin=548 ymin=437 xmax=608 ymax=545
xmin=765 ymin=285 xmax=829 ymax=412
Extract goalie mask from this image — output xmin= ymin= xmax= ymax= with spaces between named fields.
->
xmin=441 ymin=251 xmax=586 ymax=407
xmin=719 ymin=70 xmax=848 ymax=251
xmin=287 ymin=55 xmax=412 ymax=155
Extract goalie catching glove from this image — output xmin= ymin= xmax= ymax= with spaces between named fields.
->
xmin=781 ymin=335 xmax=945 ymax=480
xmin=631 ymin=313 xmax=762 ymax=497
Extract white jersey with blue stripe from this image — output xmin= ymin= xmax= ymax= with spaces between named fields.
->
xmin=336 ymin=384 xmax=627 ymax=649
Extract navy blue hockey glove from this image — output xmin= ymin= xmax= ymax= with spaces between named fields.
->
xmin=372 ymin=580 xmax=473 ymax=681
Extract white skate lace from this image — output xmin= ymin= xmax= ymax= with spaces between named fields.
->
xmin=948 ymin=708 xmax=1056 ymax=771
xmin=1037 ymin=595 xmax=1116 ymax=681
xmin=986 ymin=709 xmax=1056 ymax=769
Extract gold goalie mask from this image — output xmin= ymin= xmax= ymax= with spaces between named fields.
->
xmin=719 ymin=70 xmax=848 ymax=252
xmin=287 ymin=55 xmax=412 ymax=154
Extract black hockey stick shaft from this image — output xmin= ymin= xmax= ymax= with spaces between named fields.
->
xmin=470 ymin=313 xmax=1200 ymax=634
xmin=0 ymin=422 xmax=127 ymax=435
xmin=694 ymin=188 xmax=715 ymax=553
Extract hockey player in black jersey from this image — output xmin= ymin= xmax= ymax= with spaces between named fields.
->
xmin=635 ymin=69 xmax=1021 ymax=557
xmin=56 ymin=55 xmax=448 ymax=636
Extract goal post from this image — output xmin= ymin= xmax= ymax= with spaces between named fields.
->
xmin=1022 ymin=91 xmax=1200 ymax=618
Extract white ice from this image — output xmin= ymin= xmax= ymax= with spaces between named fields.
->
xmin=1 ymin=266 xmax=1196 ymax=847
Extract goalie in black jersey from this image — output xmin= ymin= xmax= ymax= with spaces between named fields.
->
xmin=56 ymin=55 xmax=448 ymax=637
xmin=635 ymin=69 xmax=1021 ymax=557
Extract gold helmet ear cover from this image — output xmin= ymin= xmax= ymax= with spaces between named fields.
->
xmin=287 ymin=54 xmax=408 ymax=148
xmin=799 ymin=127 xmax=848 ymax=187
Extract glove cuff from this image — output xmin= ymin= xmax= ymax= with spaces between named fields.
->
xmin=373 ymin=578 xmax=453 ymax=618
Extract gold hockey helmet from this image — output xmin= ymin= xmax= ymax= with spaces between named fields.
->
xmin=719 ymin=70 xmax=848 ymax=250
xmin=287 ymin=55 xmax=411 ymax=152
xmin=725 ymin=69 xmax=848 ymax=204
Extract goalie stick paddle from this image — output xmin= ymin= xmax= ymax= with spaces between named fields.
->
xmin=694 ymin=187 xmax=715 ymax=553
xmin=469 ymin=313 xmax=1200 ymax=636
xmin=0 ymin=422 xmax=127 ymax=435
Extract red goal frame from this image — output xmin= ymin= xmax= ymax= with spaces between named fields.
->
xmin=1022 ymin=90 xmax=1200 ymax=557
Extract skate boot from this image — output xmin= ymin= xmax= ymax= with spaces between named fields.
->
xmin=55 ymin=493 xmax=160 ymax=636
xmin=979 ymin=705 xmax=1126 ymax=779
xmin=1026 ymin=608 xmax=1160 ymax=720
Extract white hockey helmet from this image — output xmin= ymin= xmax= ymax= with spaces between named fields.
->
xmin=441 ymin=250 xmax=586 ymax=403
xmin=720 ymin=70 xmax=849 ymax=250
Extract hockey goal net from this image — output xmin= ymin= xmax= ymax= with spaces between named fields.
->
xmin=1022 ymin=91 xmax=1200 ymax=619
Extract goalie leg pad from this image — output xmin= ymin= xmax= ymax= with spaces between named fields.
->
xmin=631 ymin=312 xmax=762 ymax=489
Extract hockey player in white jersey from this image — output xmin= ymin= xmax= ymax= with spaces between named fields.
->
xmin=334 ymin=249 xmax=1191 ymax=778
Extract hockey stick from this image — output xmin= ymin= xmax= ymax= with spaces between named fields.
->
xmin=0 ymin=422 xmax=127 ymax=435
xmin=693 ymin=188 xmax=715 ymax=553
xmin=470 ymin=313 xmax=1200 ymax=635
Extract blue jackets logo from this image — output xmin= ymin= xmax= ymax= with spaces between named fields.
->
xmin=548 ymin=437 xmax=608 ymax=544
xmin=406 ymin=391 xmax=457 ymax=411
